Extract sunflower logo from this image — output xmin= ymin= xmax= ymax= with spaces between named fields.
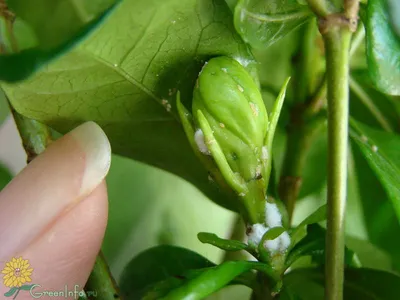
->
xmin=1 ymin=257 xmax=35 ymax=299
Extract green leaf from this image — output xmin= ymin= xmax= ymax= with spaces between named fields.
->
xmin=4 ymin=287 xmax=18 ymax=297
xmin=0 ymin=90 xmax=10 ymax=125
xmin=350 ymin=120 xmax=400 ymax=222
xmin=102 ymin=154 xmax=235 ymax=280
xmin=160 ymin=260 xmax=275 ymax=300
xmin=160 ymin=261 xmax=250 ymax=299
xmin=197 ymin=232 xmax=247 ymax=251
xmin=0 ymin=0 xmax=119 ymax=82
xmin=262 ymin=226 xmax=286 ymax=240
xmin=349 ymin=70 xmax=398 ymax=132
xmin=350 ymin=128 xmax=400 ymax=271
xmin=388 ymin=0 xmax=400 ymax=38
xmin=0 ymin=164 xmax=12 ymax=191
xmin=234 ymin=0 xmax=312 ymax=49
xmin=119 ymin=245 xmax=215 ymax=299
xmin=364 ymin=0 xmax=400 ymax=95
xmin=285 ymin=224 xmax=359 ymax=269
xmin=289 ymin=204 xmax=326 ymax=248
xmin=345 ymin=235 xmax=393 ymax=272
xmin=4 ymin=0 xmax=255 ymax=213
xmin=283 ymin=268 xmax=400 ymax=300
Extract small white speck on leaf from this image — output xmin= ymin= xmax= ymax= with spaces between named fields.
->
xmin=249 ymin=102 xmax=259 ymax=117
xmin=261 ymin=146 xmax=268 ymax=161
xmin=239 ymin=192 xmax=246 ymax=197
xmin=238 ymin=85 xmax=244 ymax=92
xmin=221 ymin=68 xmax=228 ymax=73
xmin=161 ymin=99 xmax=171 ymax=112
xmin=219 ymin=123 xmax=225 ymax=128
xmin=171 ymin=20 xmax=176 ymax=24
xmin=194 ymin=129 xmax=210 ymax=155
xmin=113 ymin=63 xmax=118 ymax=67
xmin=372 ymin=145 xmax=378 ymax=152
xmin=361 ymin=135 xmax=368 ymax=142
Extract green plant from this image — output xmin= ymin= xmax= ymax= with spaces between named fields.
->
xmin=0 ymin=0 xmax=400 ymax=299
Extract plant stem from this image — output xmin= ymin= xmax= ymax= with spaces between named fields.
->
xmin=85 ymin=251 xmax=121 ymax=300
xmin=322 ymin=25 xmax=352 ymax=300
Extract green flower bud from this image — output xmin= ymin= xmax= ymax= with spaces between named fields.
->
xmin=177 ymin=56 xmax=290 ymax=224
xmin=192 ymin=56 xmax=268 ymax=184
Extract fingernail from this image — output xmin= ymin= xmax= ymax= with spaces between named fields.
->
xmin=69 ymin=121 xmax=111 ymax=197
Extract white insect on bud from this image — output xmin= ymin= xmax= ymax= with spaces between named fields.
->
xmin=194 ymin=129 xmax=211 ymax=155
xmin=261 ymin=146 xmax=268 ymax=161
xmin=263 ymin=231 xmax=291 ymax=254
xmin=246 ymin=223 xmax=268 ymax=247
xmin=265 ymin=202 xmax=283 ymax=228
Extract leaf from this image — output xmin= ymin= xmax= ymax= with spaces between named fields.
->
xmin=350 ymin=131 xmax=400 ymax=271
xmin=0 ymin=0 xmax=120 ymax=82
xmin=119 ymin=245 xmax=215 ymax=300
xmin=0 ymin=90 xmax=10 ymax=125
xmin=197 ymin=232 xmax=247 ymax=251
xmin=364 ymin=0 xmax=400 ymax=95
xmin=289 ymin=204 xmax=326 ymax=248
xmin=234 ymin=0 xmax=312 ymax=49
xmin=3 ymin=0 xmax=256 ymax=212
xmin=349 ymin=70 xmax=398 ymax=132
xmin=0 ymin=164 xmax=12 ymax=191
xmin=285 ymin=224 xmax=359 ymax=269
xmin=387 ymin=0 xmax=400 ymax=38
xmin=3 ymin=287 xmax=18 ymax=297
xmin=262 ymin=226 xmax=286 ymax=240
xmin=283 ymin=268 xmax=400 ymax=300
xmin=160 ymin=261 xmax=255 ymax=300
xmin=345 ymin=235 xmax=393 ymax=272
xmin=102 ymin=155 xmax=234 ymax=279
xmin=350 ymin=120 xmax=400 ymax=222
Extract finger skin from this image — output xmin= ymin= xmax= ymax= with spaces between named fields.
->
xmin=0 ymin=121 xmax=111 ymax=259
xmin=0 ymin=182 xmax=108 ymax=299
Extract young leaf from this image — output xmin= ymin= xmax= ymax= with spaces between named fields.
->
xmin=289 ymin=204 xmax=326 ymax=248
xmin=283 ymin=268 xmax=400 ymax=300
xmin=119 ymin=245 xmax=215 ymax=299
xmin=364 ymin=0 xmax=400 ymax=95
xmin=0 ymin=0 xmax=120 ymax=82
xmin=197 ymin=232 xmax=247 ymax=251
xmin=3 ymin=0 xmax=256 ymax=213
xmin=160 ymin=260 xmax=278 ymax=299
xmin=234 ymin=0 xmax=312 ymax=49
xmin=160 ymin=261 xmax=253 ymax=299
xmin=350 ymin=120 xmax=400 ymax=222
xmin=285 ymin=224 xmax=359 ymax=269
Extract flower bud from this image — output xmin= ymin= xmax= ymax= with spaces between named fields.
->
xmin=177 ymin=56 xmax=290 ymax=224
xmin=192 ymin=56 xmax=268 ymax=183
